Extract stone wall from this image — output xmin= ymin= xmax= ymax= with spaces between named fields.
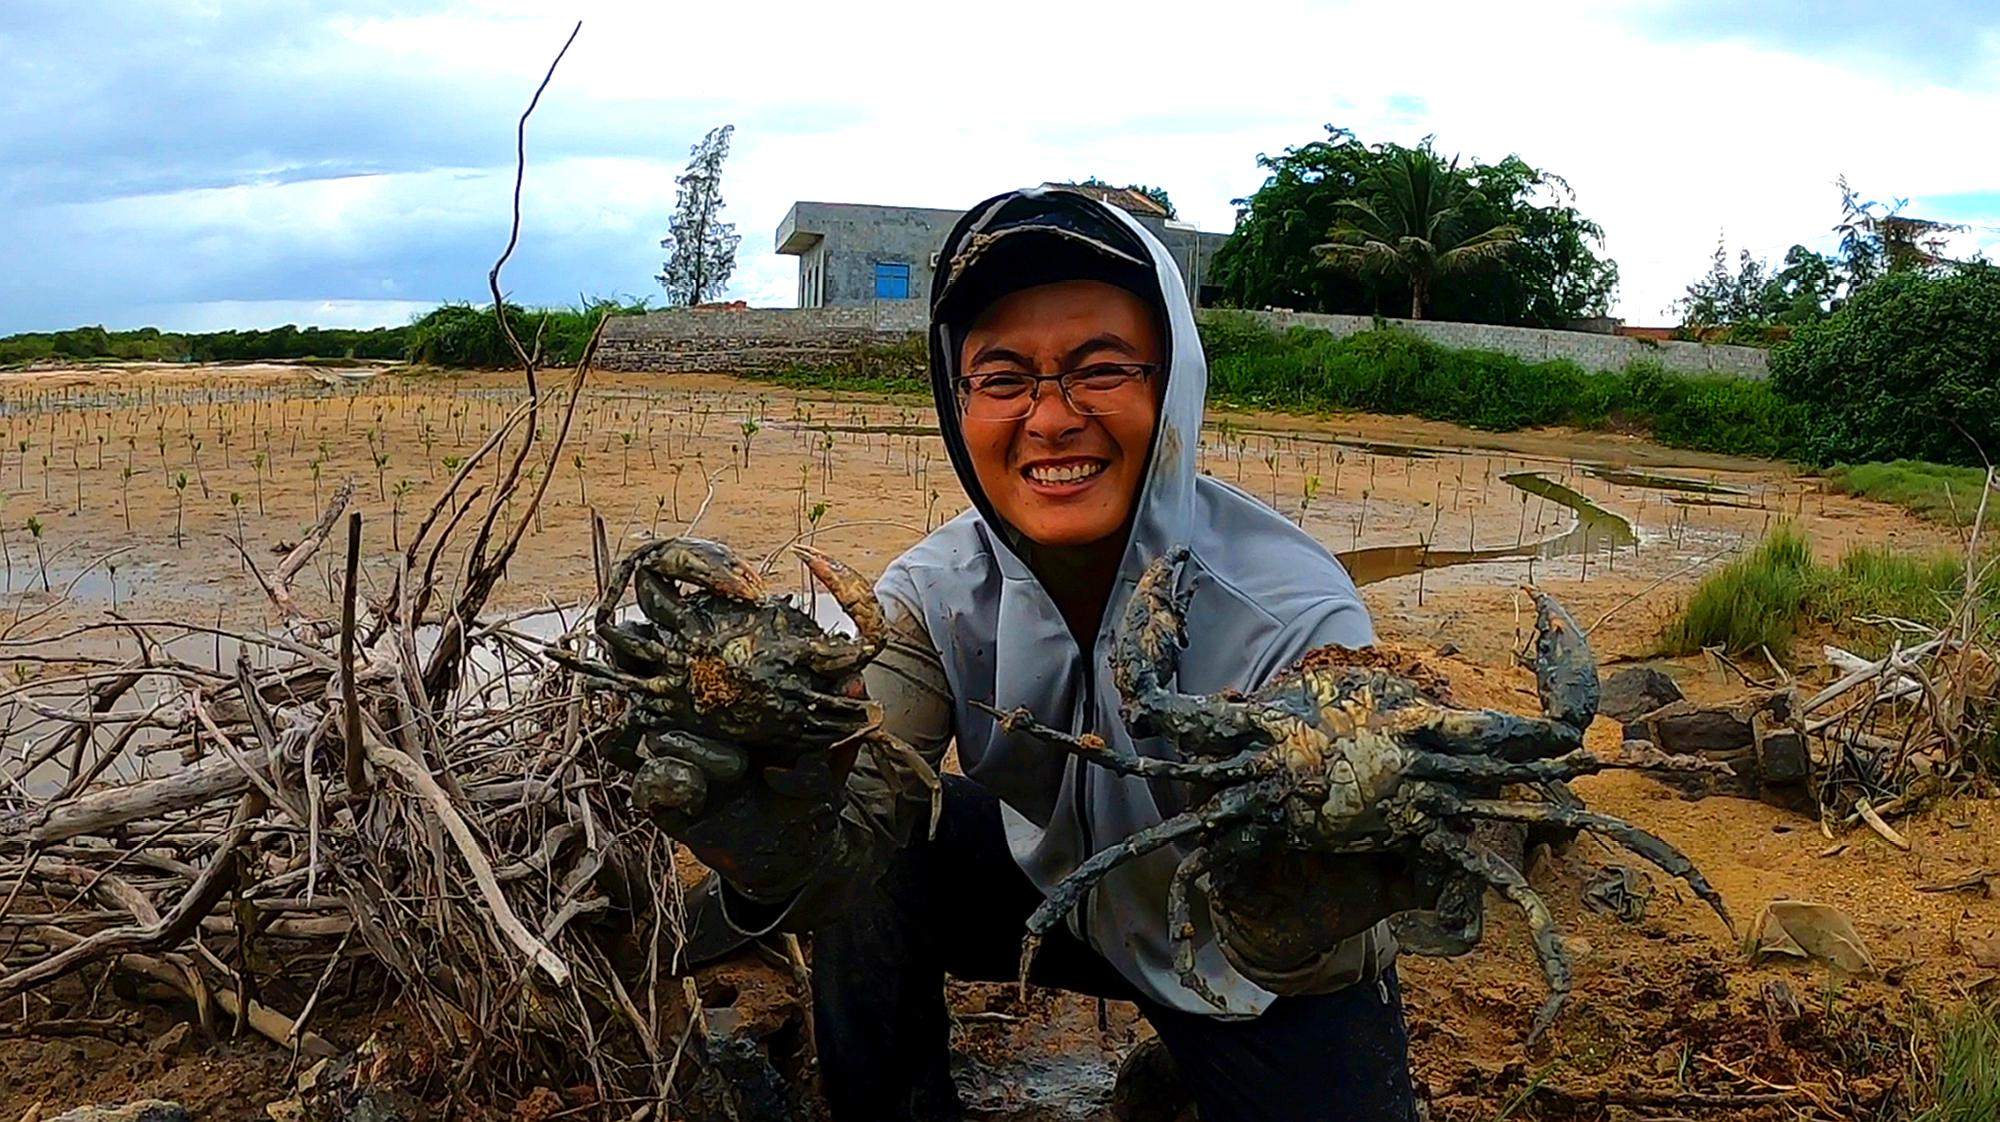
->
xmin=1234 ymin=309 xmax=1770 ymax=379
xmin=598 ymin=303 xmax=1772 ymax=381
xmin=597 ymin=304 xmax=927 ymax=373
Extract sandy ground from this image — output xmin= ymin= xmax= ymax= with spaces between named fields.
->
xmin=2 ymin=362 xmax=1993 ymax=1120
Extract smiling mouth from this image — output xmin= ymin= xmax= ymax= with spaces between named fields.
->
xmin=1024 ymin=459 xmax=1107 ymax=486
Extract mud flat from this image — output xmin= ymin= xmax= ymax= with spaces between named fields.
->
xmin=0 ymin=363 xmax=1986 ymax=1121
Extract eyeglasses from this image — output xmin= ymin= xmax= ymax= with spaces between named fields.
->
xmin=956 ymin=362 xmax=1158 ymax=421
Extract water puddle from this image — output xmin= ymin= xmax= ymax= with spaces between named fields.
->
xmin=1336 ymin=472 xmax=1636 ymax=587
xmin=0 ymin=555 xmax=147 ymax=603
xmin=1584 ymin=467 xmax=1746 ymax=495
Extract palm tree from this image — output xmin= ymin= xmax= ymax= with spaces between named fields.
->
xmin=1315 ymin=147 xmax=1520 ymax=319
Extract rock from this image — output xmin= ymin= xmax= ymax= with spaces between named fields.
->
xmin=49 ymin=1105 xmax=189 ymax=1122
xmin=1965 ymin=931 xmax=2000 ymax=969
xmin=1632 ymin=689 xmax=1812 ymax=809
xmin=1600 ymin=667 xmax=1684 ymax=723
xmin=1746 ymin=900 xmax=1875 ymax=974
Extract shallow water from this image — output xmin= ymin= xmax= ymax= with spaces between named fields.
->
xmin=1335 ymin=471 xmax=1636 ymax=586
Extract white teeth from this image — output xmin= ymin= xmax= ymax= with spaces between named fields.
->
xmin=1027 ymin=462 xmax=1106 ymax=484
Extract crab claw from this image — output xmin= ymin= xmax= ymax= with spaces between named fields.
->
xmin=649 ymin=537 xmax=767 ymax=600
xmin=793 ymin=544 xmax=887 ymax=675
xmin=1525 ymin=588 xmax=1598 ymax=734
xmin=1112 ymin=547 xmax=1194 ymax=710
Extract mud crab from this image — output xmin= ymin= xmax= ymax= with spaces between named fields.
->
xmin=564 ymin=536 xmax=939 ymax=842
xmin=988 ymin=548 xmax=1734 ymax=1040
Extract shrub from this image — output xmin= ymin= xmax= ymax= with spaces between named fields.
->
xmin=1199 ymin=313 xmax=1803 ymax=457
xmin=1771 ymin=262 xmax=2000 ymax=465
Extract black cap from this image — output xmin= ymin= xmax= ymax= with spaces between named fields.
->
xmin=931 ymin=190 xmax=1158 ymax=328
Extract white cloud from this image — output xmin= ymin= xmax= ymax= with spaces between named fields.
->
xmin=7 ymin=0 xmax=2000 ymax=331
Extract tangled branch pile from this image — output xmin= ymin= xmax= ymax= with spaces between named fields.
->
xmin=1803 ymin=467 xmax=2000 ymax=822
xmin=0 ymin=324 xmax=734 ymax=1106
xmin=0 ymin=33 xmax=753 ymax=1110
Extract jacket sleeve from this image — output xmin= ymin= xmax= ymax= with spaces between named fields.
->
xmin=711 ymin=573 xmax=954 ymax=935
xmin=1212 ymin=591 xmax=1399 ymax=995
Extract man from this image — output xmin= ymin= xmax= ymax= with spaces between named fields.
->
xmin=650 ymin=188 xmax=1421 ymax=1120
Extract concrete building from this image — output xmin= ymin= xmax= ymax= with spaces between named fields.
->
xmin=775 ymin=185 xmax=1230 ymax=312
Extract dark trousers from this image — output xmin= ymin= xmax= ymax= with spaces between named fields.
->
xmin=811 ymin=775 xmax=1418 ymax=1121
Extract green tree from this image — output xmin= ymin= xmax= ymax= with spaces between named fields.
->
xmin=1315 ymin=145 xmax=1520 ymax=320
xmin=1675 ymin=236 xmax=1772 ymax=329
xmin=656 ymin=124 xmax=741 ymax=306
xmin=1211 ymin=126 xmax=1617 ymax=326
xmin=1771 ymin=261 xmax=2000 ymax=465
xmin=1832 ymin=175 xmax=1966 ymax=298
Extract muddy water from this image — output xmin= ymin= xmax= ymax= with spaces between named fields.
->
xmin=1336 ymin=471 xmax=1637 ymax=586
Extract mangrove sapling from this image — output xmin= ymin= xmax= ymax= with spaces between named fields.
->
xmin=25 ymin=516 xmax=47 ymax=592
xmin=668 ymin=462 xmax=684 ymax=521
xmin=651 ymin=494 xmax=667 ymax=537
xmin=310 ymin=459 xmax=324 ymax=521
xmin=572 ymin=452 xmax=588 ymax=507
xmin=252 ymin=451 xmax=268 ymax=515
xmin=1298 ymin=474 xmax=1322 ymax=527
xmin=120 ymin=467 xmax=134 ymax=532
xmin=14 ymin=439 xmax=25 ymax=490
xmin=172 ymin=472 xmax=189 ymax=547
xmin=620 ymin=431 xmax=633 ymax=486
xmin=39 ymin=453 xmax=49 ymax=501
xmin=1264 ymin=449 xmax=1281 ymax=507
xmin=740 ymin=419 xmax=759 ymax=466
xmin=230 ymin=493 xmax=246 ymax=572
xmin=392 ymin=479 xmax=416 ymax=549
xmin=926 ymin=488 xmax=942 ymax=532
xmin=373 ymin=448 xmax=390 ymax=501
xmin=190 ymin=437 xmax=212 ymax=498
xmin=1353 ymin=489 xmax=1371 ymax=550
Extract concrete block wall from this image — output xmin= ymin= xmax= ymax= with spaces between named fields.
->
xmin=597 ymin=305 xmax=927 ymax=373
xmin=598 ymin=303 xmax=1771 ymax=382
xmin=1237 ymin=309 xmax=1770 ymax=379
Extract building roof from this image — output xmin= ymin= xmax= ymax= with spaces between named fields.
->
xmin=1042 ymin=182 xmax=1172 ymax=220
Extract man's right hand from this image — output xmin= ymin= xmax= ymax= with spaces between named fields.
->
xmin=626 ymin=727 xmax=848 ymax=904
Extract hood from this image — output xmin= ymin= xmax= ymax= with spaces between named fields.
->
xmin=926 ymin=187 xmax=1204 ymax=611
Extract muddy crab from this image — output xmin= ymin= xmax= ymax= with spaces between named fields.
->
xmin=563 ymin=536 xmax=939 ymax=849
xmin=988 ymin=548 xmax=1735 ymax=1040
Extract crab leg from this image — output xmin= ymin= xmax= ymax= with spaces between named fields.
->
xmin=1455 ymin=797 xmax=1734 ymax=933
xmin=979 ymin=703 xmax=1269 ymax=784
xmin=1019 ymin=781 xmax=1273 ymax=997
xmin=789 ymin=545 xmax=889 ymax=677
xmin=1405 ymin=746 xmax=1732 ymax=785
xmin=1420 ymin=829 xmax=1570 ymax=1044
xmin=1166 ymin=845 xmax=1229 ymax=1010
xmin=1407 ymin=708 xmax=1586 ymax=761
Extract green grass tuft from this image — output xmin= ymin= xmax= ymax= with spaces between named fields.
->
xmin=1827 ymin=461 xmax=1995 ymax=525
xmin=1662 ymin=526 xmax=1999 ymax=659
xmin=1913 ymin=1001 xmax=2000 ymax=1122
xmin=1659 ymin=524 xmax=1815 ymax=657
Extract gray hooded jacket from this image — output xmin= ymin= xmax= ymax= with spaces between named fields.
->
xmin=793 ymin=188 xmax=1392 ymax=1016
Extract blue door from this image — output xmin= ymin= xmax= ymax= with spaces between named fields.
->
xmin=874 ymin=261 xmax=911 ymax=300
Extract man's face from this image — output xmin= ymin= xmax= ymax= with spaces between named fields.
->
xmin=956 ymin=279 xmax=1164 ymax=549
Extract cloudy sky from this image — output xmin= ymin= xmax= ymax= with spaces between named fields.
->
xmin=5 ymin=0 xmax=1998 ymax=336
